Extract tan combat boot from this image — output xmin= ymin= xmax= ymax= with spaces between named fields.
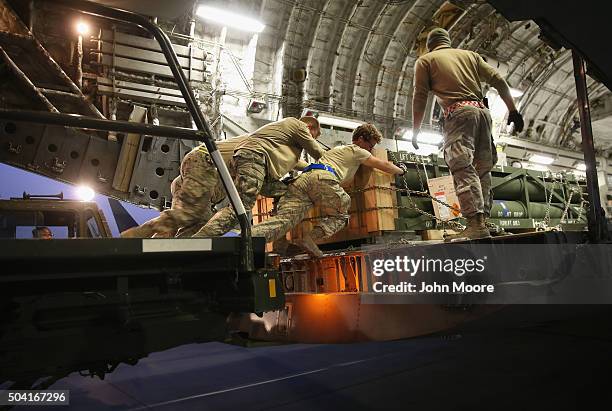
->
xmin=444 ymin=213 xmax=491 ymax=242
xmin=486 ymin=220 xmax=506 ymax=236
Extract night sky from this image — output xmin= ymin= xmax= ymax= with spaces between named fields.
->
xmin=0 ymin=163 xmax=160 ymax=237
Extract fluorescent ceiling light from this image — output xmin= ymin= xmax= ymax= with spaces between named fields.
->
xmin=401 ymin=130 xmax=443 ymax=145
xmin=574 ymin=170 xmax=586 ymax=177
xmin=196 ymin=5 xmax=265 ymax=33
xmin=417 ymin=131 xmax=443 ymax=145
xmin=414 ymin=143 xmax=440 ymax=156
xmin=510 ymin=88 xmax=524 ymax=97
xmin=317 ymin=115 xmax=363 ymax=130
xmin=529 ymin=154 xmax=555 ymax=165
xmin=523 ymin=162 xmax=549 ymax=172
xmin=487 ymin=90 xmax=508 ymax=119
xmin=575 ymin=162 xmax=587 ymax=171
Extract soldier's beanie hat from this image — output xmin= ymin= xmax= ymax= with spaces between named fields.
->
xmin=427 ymin=28 xmax=451 ymax=51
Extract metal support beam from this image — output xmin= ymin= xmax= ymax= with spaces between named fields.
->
xmin=572 ymin=50 xmax=609 ymax=242
xmin=49 ymin=0 xmax=254 ymax=271
xmin=0 ymin=49 xmax=58 ymax=113
xmin=0 ymin=109 xmax=207 ymax=140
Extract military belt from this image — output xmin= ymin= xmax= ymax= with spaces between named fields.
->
xmin=303 ymin=163 xmax=338 ymax=178
xmin=443 ymin=100 xmax=486 ymax=118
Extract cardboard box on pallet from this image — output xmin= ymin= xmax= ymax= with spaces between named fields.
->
xmin=252 ymin=196 xmax=275 ymax=252
xmin=252 ymin=196 xmax=275 ymax=225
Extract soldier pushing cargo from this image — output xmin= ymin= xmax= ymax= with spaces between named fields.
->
xmin=121 ymin=135 xmax=247 ymax=238
xmin=251 ymin=123 xmax=405 ymax=257
xmin=411 ymin=28 xmax=524 ymax=241
xmin=193 ymin=116 xmax=325 ymax=238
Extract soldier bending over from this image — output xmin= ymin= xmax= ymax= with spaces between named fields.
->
xmin=251 ymin=123 xmax=404 ymax=257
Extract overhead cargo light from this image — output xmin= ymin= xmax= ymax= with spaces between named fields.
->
xmin=414 ymin=143 xmax=440 ymax=156
xmin=75 ymin=185 xmax=95 ymax=202
xmin=486 ymin=89 xmax=509 ymax=120
xmin=75 ymin=20 xmax=90 ymax=35
xmin=317 ymin=115 xmax=363 ymax=130
xmin=402 ymin=130 xmax=444 ymax=145
xmin=523 ymin=162 xmax=549 ymax=172
xmin=510 ymin=88 xmax=524 ymax=97
xmin=529 ymin=154 xmax=555 ymax=165
xmin=417 ymin=131 xmax=443 ymax=145
xmin=196 ymin=5 xmax=265 ymax=33
xmin=396 ymin=139 xmax=439 ymax=155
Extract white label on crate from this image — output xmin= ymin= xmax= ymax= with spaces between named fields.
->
xmin=434 ymin=192 xmax=451 ymax=220
xmin=427 ymin=175 xmax=461 ymax=221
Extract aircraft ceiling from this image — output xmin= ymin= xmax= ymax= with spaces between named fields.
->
xmin=79 ymin=0 xmax=612 ymax=154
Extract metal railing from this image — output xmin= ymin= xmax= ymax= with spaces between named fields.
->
xmin=0 ymin=0 xmax=255 ymax=271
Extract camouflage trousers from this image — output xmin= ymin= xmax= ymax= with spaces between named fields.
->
xmin=169 ymin=175 xmax=203 ymax=236
xmin=167 ymin=174 xmax=222 ymax=238
xmin=251 ymin=170 xmax=351 ymax=243
xmin=134 ymin=149 xmax=218 ymax=237
xmin=194 ymin=149 xmax=267 ymax=237
xmin=171 ymin=163 xmax=287 ymax=237
xmin=443 ymin=105 xmax=497 ymax=218
xmin=170 ymin=175 xmax=182 ymax=206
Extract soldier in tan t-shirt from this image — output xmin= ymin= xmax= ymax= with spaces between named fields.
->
xmin=251 ymin=123 xmax=404 ymax=257
xmin=194 ymin=116 xmax=325 ymax=237
xmin=411 ymin=28 xmax=524 ymax=241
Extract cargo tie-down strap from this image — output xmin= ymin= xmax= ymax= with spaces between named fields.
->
xmin=303 ymin=163 xmax=338 ymax=178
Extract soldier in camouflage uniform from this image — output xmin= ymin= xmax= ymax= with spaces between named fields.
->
xmin=251 ymin=123 xmax=404 ymax=257
xmin=174 ymin=175 xmax=291 ymax=238
xmin=121 ymin=136 xmax=246 ymax=238
xmin=193 ymin=116 xmax=325 ymax=238
xmin=411 ymin=28 xmax=524 ymax=240
xmin=170 ymin=175 xmax=182 ymax=207
xmin=167 ymin=175 xmax=202 ymax=237
xmin=120 ymin=175 xmax=186 ymax=238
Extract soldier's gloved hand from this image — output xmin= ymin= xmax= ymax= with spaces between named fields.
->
xmin=508 ymin=110 xmax=524 ymax=134
xmin=411 ymin=129 xmax=420 ymax=150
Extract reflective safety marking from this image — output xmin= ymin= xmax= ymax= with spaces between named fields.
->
xmin=268 ymin=279 xmax=277 ymax=298
xmin=142 ymin=239 xmax=212 ymax=253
